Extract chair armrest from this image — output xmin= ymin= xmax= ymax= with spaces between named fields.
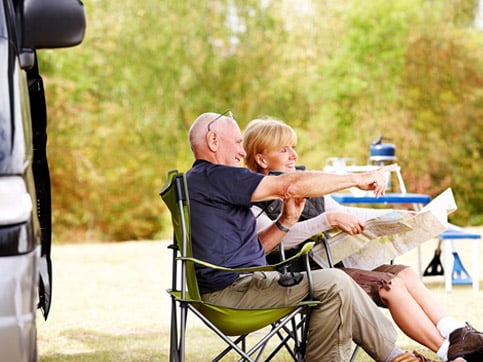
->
xmin=178 ymin=241 xmax=315 ymax=274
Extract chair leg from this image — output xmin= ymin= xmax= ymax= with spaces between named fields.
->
xmin=350 ymin=344 xmax=360 ymax=362
xmin=188 ymin=305 xmax=257 ymax=361
xmin=179 ymin=303 xmax=188 ymax=361
xmin=169 ymin=299 xmax=189 ymax=362
xmin=298 ymin=307 xmax=312 ymax=360
xmin=264 ymin=309 xmax=310 ymax=362
xmin=169 ymin=297 xmax=179 ymax=362
xmin=213 ymin=335 xmax=248 ymax=362
xmin=264 ymin=324 xmax=295 ymax=361
xmin=252 ymin=320 xmax=299 ymax=361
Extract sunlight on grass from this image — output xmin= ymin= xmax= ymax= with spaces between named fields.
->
xmin=40 ymin=329 xmax=167 ymax=361
xmin=38 ymin=235 xmax=482 ymax=361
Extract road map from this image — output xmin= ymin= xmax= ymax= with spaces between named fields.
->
xmin=310 ymin=188 xmax=457 ymax=270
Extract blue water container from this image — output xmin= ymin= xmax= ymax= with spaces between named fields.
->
xmin=369 ymin=136 xmax=399 ymax=191
xmin=369 ymin=136 xmax=396 ymax=165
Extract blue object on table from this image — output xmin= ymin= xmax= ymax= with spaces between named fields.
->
xmin=331 ymin=193 xmax=431 ymax=205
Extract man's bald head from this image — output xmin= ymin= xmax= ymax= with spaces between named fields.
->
xmin=188 ymin=112 xmax=246 ymax=167
xmin=188 ymin=112 xmax=219 ymax=154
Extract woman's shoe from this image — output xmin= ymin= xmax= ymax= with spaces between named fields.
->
xmin=447 ymin=322 xmax=483 ymax=362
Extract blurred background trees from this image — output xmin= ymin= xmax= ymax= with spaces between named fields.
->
xmin=39 ymin=0 xmax=482 ymax=242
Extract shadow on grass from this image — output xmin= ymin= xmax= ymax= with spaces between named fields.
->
xmin=40 ymin=326 xmax=442 ymax=362
xmin=40 ymin=329 xmax=169 ymax=362
xmin=422 ymin=277 xmax=482 ymax=291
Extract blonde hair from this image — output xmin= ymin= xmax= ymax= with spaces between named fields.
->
xmin=243 ymin=118 xmax=297 ymax=172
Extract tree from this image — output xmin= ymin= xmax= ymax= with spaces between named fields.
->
xmin=39 ymin=0 xmax=482 ymax=241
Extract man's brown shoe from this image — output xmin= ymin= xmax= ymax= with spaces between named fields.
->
xmin=390 ymin=351 xmax=436 ymax=362
xmin=448 ymin=322 xmax=483 ymax=362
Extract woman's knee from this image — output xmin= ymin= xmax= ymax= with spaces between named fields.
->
xmin=378 ymin=274 xmax=408 ymax=301
xmin=398 ymin=267 xmax=420 ymax=283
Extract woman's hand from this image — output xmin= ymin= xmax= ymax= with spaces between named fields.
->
xmin=279 ymin=197 xmax=306 ymax=228
xmin=326 ymin=212 xmax=365 ymax=235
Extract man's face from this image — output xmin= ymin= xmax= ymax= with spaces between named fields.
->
xmin=215 ymin=119 xmax=247 ymax=167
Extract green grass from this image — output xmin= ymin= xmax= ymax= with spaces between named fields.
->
xmin=38 ymin=228 xmax=483 ymax=361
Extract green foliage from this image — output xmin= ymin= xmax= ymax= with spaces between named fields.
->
xmin=398 ymin=25 xmax=482 ymax=224
xmin=38 ymin=0 xmax=482 ymax=241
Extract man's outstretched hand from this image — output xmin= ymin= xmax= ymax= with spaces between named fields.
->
xmin=355 ymin=164 xmax=398 ymax=198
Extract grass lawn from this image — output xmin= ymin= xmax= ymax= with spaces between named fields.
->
xmin=37 ymin=226 xmax=483 ymax=361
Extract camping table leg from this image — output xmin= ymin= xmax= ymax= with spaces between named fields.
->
xmin=444 ymin=240 xmax=452 ymax=293
xmin=472 ymin=238 xmax=479 ymax=293
xmin=444 ymin=238 xmax=480 ymax=293
xmin=417 ymin=246 xmax=422 ymax=278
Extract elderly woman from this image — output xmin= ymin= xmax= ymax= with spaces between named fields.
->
xmin=243 ymin=118 xmax=483 ymax=362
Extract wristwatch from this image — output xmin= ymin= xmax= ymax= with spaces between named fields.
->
xmin=275 ymin=219 xmax=290 ymax=232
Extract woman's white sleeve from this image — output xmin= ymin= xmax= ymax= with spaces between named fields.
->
xmin=252 ymin=206 xmax=273 ymax=233
xmin=281 ymin=215 xmax=332 ymax=249
xmin=282 ymin=195 xmax=394 ymax=249
xmin=251 ymin=205 xmax=331 ymax=250
xmin=252 ymin=197 xmax=396 ymax=250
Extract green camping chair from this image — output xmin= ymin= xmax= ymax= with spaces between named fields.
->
xmin=160 ymin=170 xmax=320 ymax=362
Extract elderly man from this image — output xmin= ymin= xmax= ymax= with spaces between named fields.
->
xmin=185 ymin=111 xmax=435 ymax=362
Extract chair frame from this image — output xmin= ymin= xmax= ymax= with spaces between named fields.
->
xmin=161 ymin=170 xmax=319 ymax=362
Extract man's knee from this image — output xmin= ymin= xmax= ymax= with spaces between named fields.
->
xmin=313 ymin=267 xmax=352 ymax=281
xmin=311 ymin=268 xmax=354 ymax=297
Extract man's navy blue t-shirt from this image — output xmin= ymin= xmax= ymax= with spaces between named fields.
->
xmin=186 ymin=160 xmax=267 ymax=294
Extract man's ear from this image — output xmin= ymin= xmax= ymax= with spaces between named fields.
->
xmin=206 ymin=131 xmax=218 ymax=152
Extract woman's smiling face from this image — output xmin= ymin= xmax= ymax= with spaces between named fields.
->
xmin=243 ymin=118 xmax=299 ymax=173
xmin=257 ymin=144 xmax=298 ymax=174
